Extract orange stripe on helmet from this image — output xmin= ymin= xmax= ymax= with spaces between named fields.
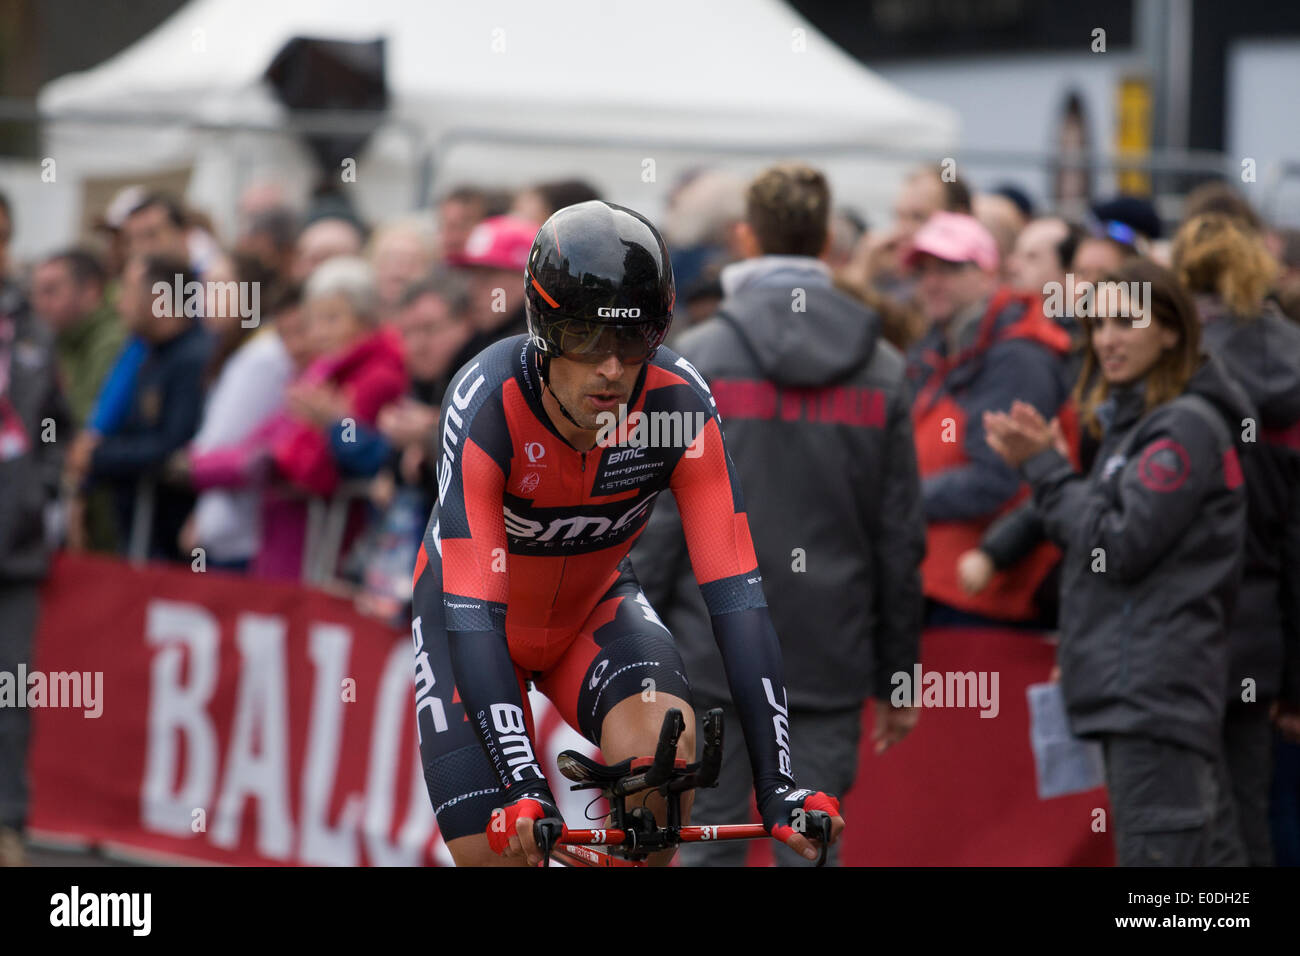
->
xmin=529 ymin=271 xmax=560 ymax=308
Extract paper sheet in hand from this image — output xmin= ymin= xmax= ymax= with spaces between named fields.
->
xmin=1027 ymin=681 xmax=1105 ymax=799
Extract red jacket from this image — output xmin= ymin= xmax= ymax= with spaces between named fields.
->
xmin=272 ymin=326 xmax=407 ymax=497
xmin=906 ymin=288 xmax=1072 ymax=621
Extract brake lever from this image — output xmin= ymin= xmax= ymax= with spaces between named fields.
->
xmin=534 ymin=818 xmax=565 ymax=867
xmin=695 ymin=708 xmax=724 ymax=789
xmin=643 ymin=708 xmax=684 ymax=788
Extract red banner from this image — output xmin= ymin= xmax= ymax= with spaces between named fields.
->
xmin=27 ymin=552 xmax=597 ymax=866
xmin=842 ymin=628 xmax=1114 ymax=867
xmin=28 ymin=554 xmax=1112 ymax=865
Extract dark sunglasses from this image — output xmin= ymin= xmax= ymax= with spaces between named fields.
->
xmin=549 ymin=317 xmax=667 ymax=364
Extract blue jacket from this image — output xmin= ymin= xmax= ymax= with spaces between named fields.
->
xmin=89 ymin=336 xmax=147 ymax=434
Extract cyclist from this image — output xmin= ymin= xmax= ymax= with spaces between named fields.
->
xmin=412 ymin=200 xmax=844 ymax=866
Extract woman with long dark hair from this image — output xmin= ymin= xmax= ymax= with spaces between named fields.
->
xmin=984 ymin=259 xmax=1251 ymax=865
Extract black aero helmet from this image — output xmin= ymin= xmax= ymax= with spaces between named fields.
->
xmin=525 ymin=200 xmax=675 ymax=367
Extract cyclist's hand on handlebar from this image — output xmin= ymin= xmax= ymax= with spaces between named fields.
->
xmin=765 ymin=789 xmax=845 ymax=861
xmin=486 ymin=792 xmax=564 ymax=866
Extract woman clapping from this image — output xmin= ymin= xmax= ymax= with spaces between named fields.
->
xmin=984 ymin=260 xmax=1251 ymax=866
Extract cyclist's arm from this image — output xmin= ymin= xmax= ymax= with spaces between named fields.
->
xmin=668 ymin=405 xmax=797 ymax=813
xmin=663 ymin=368 xmax=841 ymax=849
xmin=413 ymin=376 xmax=549 ymax=800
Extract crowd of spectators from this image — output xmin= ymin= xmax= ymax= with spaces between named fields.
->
xmin=628 ymin=161 xmax=1300 ymax=867
xmin=1 ymin=159 xmax=1299 ymax=867
xmin=0 ymin=182 xmax=584 ymax=615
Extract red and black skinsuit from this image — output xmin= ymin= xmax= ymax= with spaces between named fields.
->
xmin=413 ymin=335 xmax=803 ymax=840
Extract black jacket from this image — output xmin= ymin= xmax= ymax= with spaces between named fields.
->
xmin=1022 ymin=354 xmax=1252 ymax=757
xmin=89 ymin=321 xmax=211 ymax=561
xmin=0 ymin=292 xmax=70 ymax=581
xmin=631 ymin=261 xmax=925 ymax=711
xmin=1195 ymin=296 xmax=1300 ymax=704
xmin=996 ymin=300 xmax=1300 ymax=704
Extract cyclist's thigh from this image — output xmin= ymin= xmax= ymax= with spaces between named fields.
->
xmin=413 ymin=549 xmax=533 ymax=849
xmin=536 ymin=559 xmax=693 ymax=747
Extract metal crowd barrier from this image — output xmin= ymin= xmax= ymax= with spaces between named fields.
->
xmin=124 ymin=476 xmax=377 ymax=589
xmin=298 ymin=479 xmax=375 ymax=586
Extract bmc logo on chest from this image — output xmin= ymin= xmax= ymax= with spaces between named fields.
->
xmin=504 ymin=491 xmax=659 ymax=543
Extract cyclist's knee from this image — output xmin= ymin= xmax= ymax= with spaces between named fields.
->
xmin=600 ymin=691 xmax=696 ymax=762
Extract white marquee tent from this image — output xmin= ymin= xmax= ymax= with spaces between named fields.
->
xmin=37 ymin=0 xmax=957 ymax=238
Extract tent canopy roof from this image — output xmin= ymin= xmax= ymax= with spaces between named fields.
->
xmin=40 ymin=0 xmax=957 ymax=149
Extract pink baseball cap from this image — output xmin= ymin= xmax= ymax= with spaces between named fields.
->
xmin=447 ymin=215 xmax=536 ymax=271
xmin=903 ymin=212 xmax=1000 ymax=273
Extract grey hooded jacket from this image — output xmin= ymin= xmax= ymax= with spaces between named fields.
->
xmin=631 ymin=257 xmax=925 ymax=711
xmin=1021 ymin=353 xmax=1253 ymax=757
